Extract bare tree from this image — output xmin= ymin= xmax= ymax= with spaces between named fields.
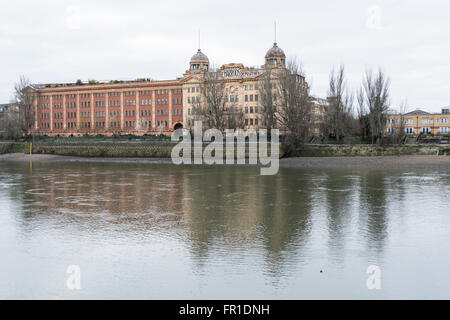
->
xmin=258 ymin=68 xmax=277 ymax=131
xmin=0 ymin=103 xmax=21 ymax=139
xmin=392 ymin=101 xmax=408 ymax=144
xmin=225 ymin=105 xmax=245 ymax=129
xmin=358 ymin=69 xmax=390 ymax=144
xmin=276 ymin=59 xmax=312 ymax=154
xmin=107 ymin=114 xmax=119 ymax=135
xmin=191 ymin=71 xmax=239 ymax=132
xmin=14 ymin=76 xmax=37 ymax=137
xmin=322 ymin=65 xmax=354 ymax=143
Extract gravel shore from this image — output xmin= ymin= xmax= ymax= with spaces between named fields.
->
xmin=2 ymin=153 xmax=450 ymax=169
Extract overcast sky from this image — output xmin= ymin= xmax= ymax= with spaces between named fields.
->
xmin=1 ymin=0 xmax=449 ymax=112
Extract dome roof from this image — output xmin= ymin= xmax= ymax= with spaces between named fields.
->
xmin=265 ymin=43 xmax=285 ymax=58
xmin=190 ymin=49 xmax=209 ymax=63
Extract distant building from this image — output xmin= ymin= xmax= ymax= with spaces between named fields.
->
xmin=0 ymin=103 xmax=19 ymax=114
xmin=310 ymin=97 xmax=328 ymax=136
xmin=386 ymin=108 xmax=450 ymax=136
xmin=0 ymin=103 xmax=20 ymax=137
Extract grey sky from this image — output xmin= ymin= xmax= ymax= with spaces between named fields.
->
xmin=1 ymin=0 xmax=449 ymax=113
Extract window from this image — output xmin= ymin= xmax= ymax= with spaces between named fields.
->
xmin=440 ymin=127 xmax=448 ymax=134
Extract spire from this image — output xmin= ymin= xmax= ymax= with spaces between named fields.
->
xmin=274 ymin=20 xmax=277 ymax=45
xmin=198 ymin=28 xmax=201 ymax=50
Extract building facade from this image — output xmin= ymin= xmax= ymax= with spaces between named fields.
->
xmin=29 ymin=42 xmax=307 ymax=136
xmin=386 ymin=108 xmax=450 ymax=136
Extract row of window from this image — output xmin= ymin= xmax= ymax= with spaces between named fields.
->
xmin=244 ymin=118 xmax=259 ymax=126
xmin=41 ymin=88 xmax=184 ymax=101
xmin=244 ymin=94 xmax=259 ymax=102
xmin=245 ymin=106 xmax=259 ymax=113
xmin=244 ymin=84 xmax=259 ymax=90
xmin=42 ymin=108 xmax=183 ymax=122
xmin=187 ymin=96 xmax=199 ymax=104
xmin=186 ymin=118 xmax=260 ymax=127
xmin=389 ymin=118 xmax=449 ymax=125
xmin=44 ymin=97 xmax=184 ymax=110
xmin=389 ymin=127 xmax=450 ymax=134
xmin=187 ymin=87 xmax=200 ymax=93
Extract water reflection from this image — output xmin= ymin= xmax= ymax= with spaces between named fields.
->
xmin=1 ymin=161 xmax=450 ymax=298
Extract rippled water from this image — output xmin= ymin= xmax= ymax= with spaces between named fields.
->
xmin=0 ymin=161 xmax=449 ymax=299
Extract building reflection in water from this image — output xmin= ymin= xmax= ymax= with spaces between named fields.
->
xmin=5 ymin=161 xmax=413 ymax=282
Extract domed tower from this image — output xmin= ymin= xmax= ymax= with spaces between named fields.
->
xmin=189 ymin=49 xmax=209 ymax=73
xmin=265 ymin=42 xmax=285 ymax=68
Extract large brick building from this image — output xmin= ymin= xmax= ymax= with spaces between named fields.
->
xmin=28 ymin=42 xmax=308 ymax=136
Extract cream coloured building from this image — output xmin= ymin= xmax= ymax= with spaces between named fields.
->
xmin=386 ymin=108 xmax=450 ymax=136
xmin=181 ymin=42 xmax=308 ymax=130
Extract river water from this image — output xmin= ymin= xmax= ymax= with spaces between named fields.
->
xmin=0 ymin=161 xmax=449 ymax=299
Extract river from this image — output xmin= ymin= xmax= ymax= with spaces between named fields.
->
xmin=0 ymin=161 xmax=449 ymax=299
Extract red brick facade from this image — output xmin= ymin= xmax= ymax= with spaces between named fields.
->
xmin=33 ymin=80 xmax=183 ymax=136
